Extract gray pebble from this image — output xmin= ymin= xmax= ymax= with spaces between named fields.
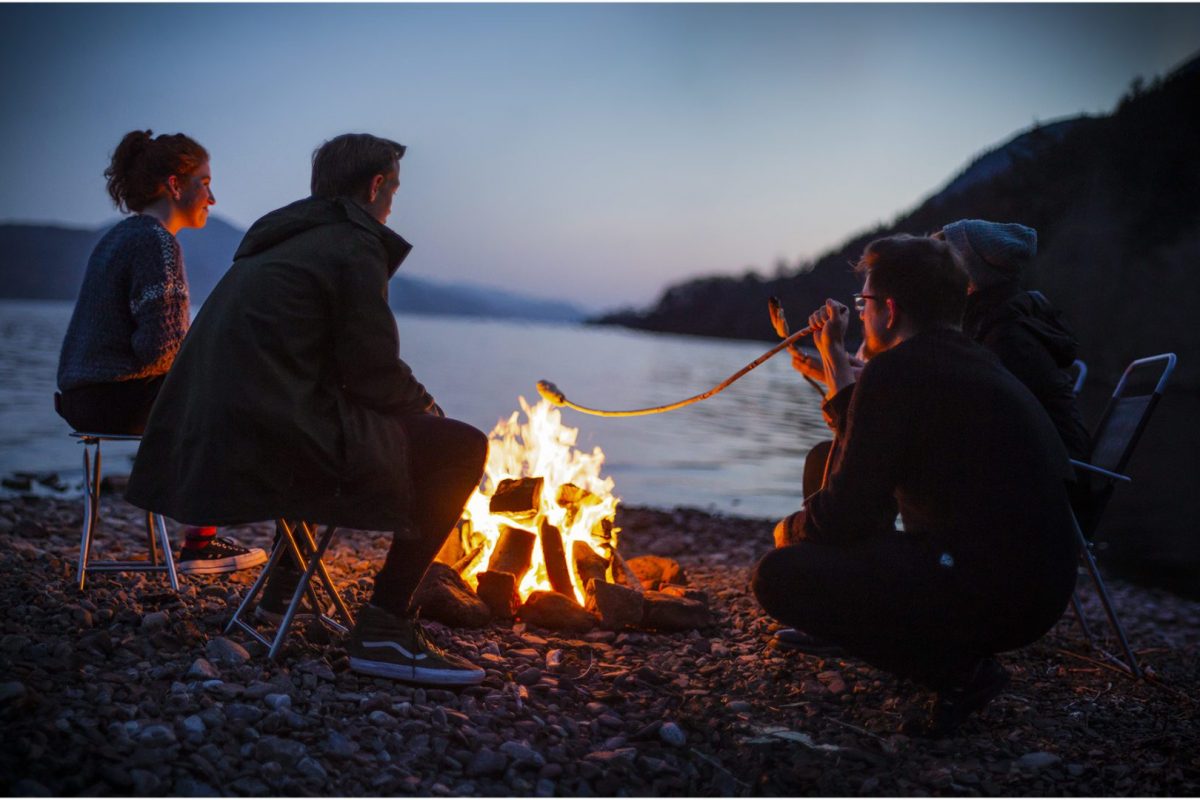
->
xmin=324 ymin=731 xmax=359 ymax=758
xmin=255 ymin=735 xmax=307 ymax=766
xmin=0 ymin=681 xmax=26 ymax=704
xmin=264 ymin=693 xmax=292 ymax=710
xmin=500 ymin=740 xmax=547 ymax=767
xmin=659 ymin=721 xmax=686 ymax=747
xmin=727 ymin=700 xmax=752 ymax=713
xmin=141 ymin=610 xmax=169 ymax=630
xmin=297 ymin=756 xmax=328 ymax=782
xmin=1017 ymin=751 xmax=1062 ymax=771
xmin=186 ymin=658 xmax=220 ymax=680
xmin=137 ymin=723 xmax=177 ymax=747
xmin=205 ymin=637 xmax=250 ymax=665
xmin=130 ymin=768 xmax=161 ymax=796
xmin=181 ymin=715 xmax=206 ymax=736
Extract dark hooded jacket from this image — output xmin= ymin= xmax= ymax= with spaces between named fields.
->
xmin=125 ymin=197 xmax=434 ymax=530
xmin=962 ymin=281 xmax=1091 ymax=461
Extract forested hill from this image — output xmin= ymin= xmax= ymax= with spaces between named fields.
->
xmin=595 ymin=53 xmax=1200 ymax=396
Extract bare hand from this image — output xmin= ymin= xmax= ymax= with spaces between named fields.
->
xmin=807 ymin=299 xmax=850 ymax=357
xmin=790 ymin=348 xmax=825 ymax=383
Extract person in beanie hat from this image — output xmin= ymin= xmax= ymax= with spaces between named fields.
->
xmin=935 ymin=220 xmax=1096 ymax=527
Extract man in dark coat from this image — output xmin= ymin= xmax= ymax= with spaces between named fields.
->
xmin=127 ymin=133 xmax=488 ymax=686
xmin=752 ymin=235 xmax=1078 ymax=736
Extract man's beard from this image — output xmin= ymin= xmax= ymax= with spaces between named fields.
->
xmin=860 ymin=327 xmax=898 ymax=361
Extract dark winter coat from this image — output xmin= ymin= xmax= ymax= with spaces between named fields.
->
xmin=126 ymin=197 xmax=435 ymax=530
xmin=962 ymin=282 xmax=1091 ymax=461
xmin=804 ymin=329 xmax=1078 ymax=621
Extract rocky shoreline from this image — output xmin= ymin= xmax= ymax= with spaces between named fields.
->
xmin=1 ymin=491 xmax=1198 ymax=796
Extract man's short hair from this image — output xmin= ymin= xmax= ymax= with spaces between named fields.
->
xmin=310 ymin=133 xmax=406 ymax=200
xmin=854 ymin=234 xmax=968 ymax=330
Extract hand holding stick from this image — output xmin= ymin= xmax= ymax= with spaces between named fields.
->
xmin=769 ymin=296 xmax=825 ymax=396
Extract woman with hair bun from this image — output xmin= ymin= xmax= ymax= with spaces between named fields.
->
xmin=56 ymin=129 xmax=265 ymax=575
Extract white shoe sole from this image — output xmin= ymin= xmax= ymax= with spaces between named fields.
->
xmin=349 ymin=657 xmax=485 ymax=686
xmin=176 ymin=548 xmax=268 ymax=575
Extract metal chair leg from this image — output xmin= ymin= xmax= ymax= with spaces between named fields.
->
xmin=77 ymin=441 xmax=96 ymax=591
xmin=1070 ymin=589 xmax=1095 ymax=642
xmin=296 ymin=522 xmax=354 ymax=629
xmin=156 ymin=513 xmax=179 ymax=591
xmin=1074 ymin=518 xmax=1141 ymax=677
xmin=225 ymin=524 xmax=295 ymax=646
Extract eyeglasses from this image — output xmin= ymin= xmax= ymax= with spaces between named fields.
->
xmin=853 ymin=293 xmax=880 ymax=313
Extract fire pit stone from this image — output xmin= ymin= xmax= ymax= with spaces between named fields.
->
xmin=519 ymin=590 xmax=597 ymax=633
xmin=409 ymin=563 xmax=491 ymax=628
xmin=586 ymin=579 xmax=645 ymax=630
xmin=641 ymin=590 xmax=712 ymax=632
xmin=621 ymin=555 xmax=687 ymax=590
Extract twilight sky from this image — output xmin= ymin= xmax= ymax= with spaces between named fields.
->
xmin=1 ymin=3 xmax=1197 ymax=310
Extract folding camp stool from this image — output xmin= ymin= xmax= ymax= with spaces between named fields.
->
xmin=72 ymin=432 xmax=178 ymax=591
xmin=226 ymin=519 xmax=355 ymax=659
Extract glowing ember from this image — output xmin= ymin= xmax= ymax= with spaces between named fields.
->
xmin=457 ymin=397 xmax=620 ymax=603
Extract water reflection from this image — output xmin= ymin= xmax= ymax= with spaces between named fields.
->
xmin=0 ymin=301 xmax=830 ymax=518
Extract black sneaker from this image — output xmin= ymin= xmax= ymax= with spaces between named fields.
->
xmin=901 ymin=657 xmax=1010 ymax=738
xmin=177 ymin=537 xmax=268 ymax=575
xmin=772 ymin=627 xmax=847 ymax=657
xmin=348 ymin=606 xmax=485 ymax=686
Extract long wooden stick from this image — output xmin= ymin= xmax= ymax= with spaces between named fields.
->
xmin=769 ymin=296 xmax=826 ymax=397
xmin=537 ymin=325 xmax=813 ymax=418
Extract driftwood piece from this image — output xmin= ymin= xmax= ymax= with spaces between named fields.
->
xmin=489 ymin=477 xmax=544 ymax=521
xmin=540 ymin=519 xmax=576 ymax=598
xmin=611 ymin=549 xmax=645 ymax=595
xmin=476 ymin=570 xmax=519 ymax=619
xmin=519 ymin=590 xmax=597 ymax=633
xmin=573 ymin=541 xmax=609 ymax=590
xmin=487 ymin=526 xmax=536 ymax=583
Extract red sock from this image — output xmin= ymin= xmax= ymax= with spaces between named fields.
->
xmin=183 ymin=526 xmax=217 ymax=550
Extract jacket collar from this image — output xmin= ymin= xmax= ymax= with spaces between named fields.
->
xmin=339 ymin=199 xmax=412 ymax=277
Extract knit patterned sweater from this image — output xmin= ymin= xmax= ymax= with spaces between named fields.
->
xmin=57 ymin=215 xmax=191 ymax=391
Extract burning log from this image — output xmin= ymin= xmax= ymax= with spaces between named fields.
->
xmin=539 ymin=519 xmax=576 ymax=598
xmin=476 ymin=571 xmax=519 ymax=619
xmin=487 ymin=526 xmax=537 ymax=582
xmin=573 ymin=541 xmax=609 ymax=589
xmin=519 ymin=590 xmax=597 ymax=633
xmin=452 ymin=544 xmax=485 ymax=575
xmin=489 ymin=477 xmax=543 ymax=522
xmin=585 ymin=579 xmax=645 ymax=630
xmin=556 ymin=482 xmax=600 ymax=526
xmin=435 ymin=519 xmax=469 ymax=566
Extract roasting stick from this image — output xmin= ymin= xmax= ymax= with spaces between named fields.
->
xmin=769 ymin=296 xmax=826 ymax=397
xmin=536 ymin=325 xmax=814 ymax=417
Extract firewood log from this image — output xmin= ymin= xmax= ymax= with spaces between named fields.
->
xmin=540 ymin=519 xmax=576 ymax=598
xmin=489 ymin=477 xmax=543 ymax=522
xmin=573 ymin=541 xmax=609 ymax=591
xmin=487 ymin=525 xmax=536 ymax=582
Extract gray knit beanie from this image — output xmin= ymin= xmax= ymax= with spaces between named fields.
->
xmin=940 ymin=219 xmax=1037 ymax=290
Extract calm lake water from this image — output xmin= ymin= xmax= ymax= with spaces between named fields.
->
xmin=0 ymin=299 xmax=831 ymax=518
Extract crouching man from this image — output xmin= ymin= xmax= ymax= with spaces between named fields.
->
xmin=127 ymin=133 xmax=488 ymax=686
xmin=751 ymin=234 xmax=1077 ymax=736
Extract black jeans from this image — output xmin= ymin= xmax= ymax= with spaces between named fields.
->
xmin=273 ymin=414 xmax=488 ymax=617
xmin=56 ymin=376 xmax=165 ymax=435
xmin=756 ymin=444 xmax=1067 ymax=691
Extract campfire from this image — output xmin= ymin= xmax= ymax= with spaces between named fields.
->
xmin=427 ymin=398 xmax=711 ymax=633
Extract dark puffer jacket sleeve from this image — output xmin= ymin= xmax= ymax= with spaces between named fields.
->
xmin=334 ymin=231 xmax=436 ymax=416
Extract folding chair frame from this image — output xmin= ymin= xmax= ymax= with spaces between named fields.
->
xmin=226 ymin=519 xmax=355 ymax=660
xmin=74 ymin=433 xmax=178 ymax=592
xmin=1065 ymin=352 xmax=1176 ymax=678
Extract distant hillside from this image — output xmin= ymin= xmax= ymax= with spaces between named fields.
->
xmin=597 ymin=54 xmax=1199 ymax=393
xmin=596 ymin=53 xmax=1200 ymax=596
xmin=0 ymin=217 xmax=586 ymax=323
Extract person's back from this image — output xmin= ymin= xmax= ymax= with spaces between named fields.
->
xmin=843 ymin=328 xmax=1077 ymax=609
xmin=940 ymin=220 xmax=1091 ymax=461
